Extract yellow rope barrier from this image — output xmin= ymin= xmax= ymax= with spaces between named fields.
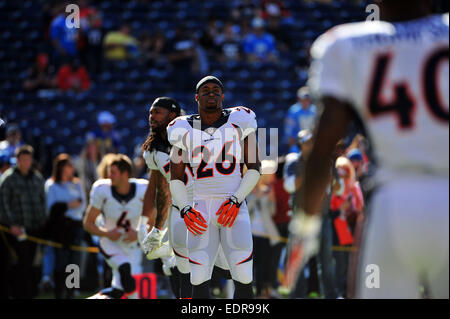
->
xmin=0 ymin=224 xmax=99 ymax=253
xmin=0 ymin=225 xmax=357 ymax=254
xmin=251 ymin=230 xmax=358 ymax=252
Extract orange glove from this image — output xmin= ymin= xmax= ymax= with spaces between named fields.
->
xmin=180 ymin=206 xmax=208 ymax=235
xmin=216 ymin=196 xmax=241 ymax=227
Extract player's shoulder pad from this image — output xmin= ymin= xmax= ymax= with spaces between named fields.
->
xmin=91 ymin=178 xmax=111 ymax=190
xmin=129 ymin=178 xmax=149 ymax=186
xmin=142 ymin=149 xmax=157 ymax=170
xmin=311 ymin=20 xmax=392 ymax=59
xmin=227 ymin=106 xmax=257 ymax=140
xmin=129 ymin=178 xmax=149 ymax=193
xmin=167 ymin=115 xmax=191 ymax=151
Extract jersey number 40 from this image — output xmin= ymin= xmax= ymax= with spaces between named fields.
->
xmin=368 ymin=48 xmax=449 ymax=128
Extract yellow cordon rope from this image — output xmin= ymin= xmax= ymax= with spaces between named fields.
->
xmin=0 ymin=224 xmax=99 ymax=253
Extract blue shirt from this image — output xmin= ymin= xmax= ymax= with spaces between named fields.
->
xmin=243 ymin=32 xmax=277 ymax=60
xmin=45 ymin=179 xmax=86 ymax=221
xmin=50 ymin=14 xmax=78 ymax=56
xmin=284 ymin=102 xmax=317 ymax=153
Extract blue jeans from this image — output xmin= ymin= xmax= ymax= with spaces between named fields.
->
xmin=317 ymin=214 xmax=338 ymax=298
xmin=42 ymin=245 xmax=55 ymax=278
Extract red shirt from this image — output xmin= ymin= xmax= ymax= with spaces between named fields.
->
xmin=272 ymin=177 xmax=291 ymax=224
xmin=57 ymin=65 xmax=90 ymax=91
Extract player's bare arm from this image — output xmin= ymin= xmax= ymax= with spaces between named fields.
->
xmin=295 ymin=97 xmax=354 ymax=216
xmin=155 ymin=169 xmax=171 ymax=229
xmin=83 ymin=205 xmax=121 ymax=241
xmin=142 ymin=169 xmax=157 ymax=228
xmin=140 ymin=168 xmax=172 ymax=253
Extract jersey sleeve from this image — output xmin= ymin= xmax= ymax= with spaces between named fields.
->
xmin=89 ymin=181 xmax=105 ymax=210
xmin=143 ymin=150 xmax=158 ymax=170
xmin=231 ymin=107 xmax=258 ymax=140
xmin=308 ymin=28 xmax=352 ymax=104
xmin=167 ymin=116 xmax=190 ymax=151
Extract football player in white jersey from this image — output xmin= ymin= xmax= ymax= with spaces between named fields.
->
xmin=140 ymin=96 xmax=193 ymax=298
xmin=140 ymin=96 xmax=231 ymax=298
xmin=296 ymin=0 xmax=449 ymax=298
xmin=83 ymin=154 xmax=148 ymax=299
xmin=167 ymin=76 xmax=261 ymax=298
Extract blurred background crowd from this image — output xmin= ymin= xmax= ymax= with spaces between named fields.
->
xmin=0 ymin=0 xmax=448 ymax=299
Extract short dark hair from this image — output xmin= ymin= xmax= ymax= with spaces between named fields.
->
xmin=110 ymin=154 xmax=133 ymax=176
xmin=15 ymin=145 xmax=34 ymax=158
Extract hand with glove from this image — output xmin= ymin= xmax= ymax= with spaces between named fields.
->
xmin=289 ymin=210 xmax=322 ymax=259
xmin=216 ymin=195 xmax=241 ymax=228
xmin=141 ymin=227 xmax=167 ymax=254
xmin=180 ymin=205 xmax=208 ymax=236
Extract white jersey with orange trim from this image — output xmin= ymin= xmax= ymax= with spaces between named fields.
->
xmin=167 ymin=107 xmax=258 ymax=199
xmin=90 ymin=178 xmax=148 ymax=247
xmin=143 ymin=145 xmax=194 ymax=203
xmin=309 ymin=13 xmax=449 ymax=183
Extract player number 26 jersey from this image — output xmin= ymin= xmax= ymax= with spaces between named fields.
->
xmin=167 ymin=107 xmax=257 ymax=198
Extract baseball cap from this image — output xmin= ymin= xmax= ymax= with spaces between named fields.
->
xmin=347 ymin=148 xmax=363 ymax=161
xmin=151 ymin=97 xmax=181 ymax=116
xmin=97 ymin=111 xmax=116 ymax=125
xmin=297 ymin=129 xmax=313 ymax=145
xmin=297 ymin=86 xmax=310 ymax=99
xmin=196 ymin=75 xmax=224 ymax=93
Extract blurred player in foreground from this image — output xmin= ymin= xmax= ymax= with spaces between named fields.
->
xmin=83 ymin=154 xmax=148 ymax=299
xmin=296 ymin=0 xmax=448 ymax=298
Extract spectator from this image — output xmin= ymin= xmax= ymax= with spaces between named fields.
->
xmin=329 ymin=156 xmax=364 ymax=298
xmin=167 ymin=25 xmax=199 ymax=91
xmin=103 ymin=24 xmax=139 ymax=61
xmin=56 ymin=59 xmax=91 ymax=92
xmin=217 ymin=20 xmax=243 ymax=63
xmin=74 ymin=134 xmax=101 ymax=200
xmin=231 ymin=0 xmax=260 ymax=23
xmin=247 ymin=160 xmax=280 ymax=298
xmin=0 ymin=150 xmax=15 ymax=178
xmin=78 ymin=4 xmax=104 ymax=75
xmin=267 ymin=156 xmax=290 ymax=297
xmin=347 ymin=148 xmax=365 ymax=181
xmin=88 ymin=112 xmax=122 ymax=157
xmin=43 ymin=153 xmax=86 ymax=299
xmin=285 ymin=130 xmax=338 ymax=298
xmin=260 ymin=0 xmax=292 ymax=24
xmin=23 ymin=53 xmax=57 ymax=91
xmin=347 ymin=134 xmax=370 ymax=176
xmin=0 ymin=124 xmax=24 ymax=160
xmin=0 ymin=145 xmax=47 ymax=299
xmin=50 ymin=2 xmax=79 ymax=65
xmin=198 ymin=17 xmax=222 ymax=53
xmin=284 ymin=86 xmax=318 ymax=153
xmin=242 ymin=17 xmax=279 ymax=64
